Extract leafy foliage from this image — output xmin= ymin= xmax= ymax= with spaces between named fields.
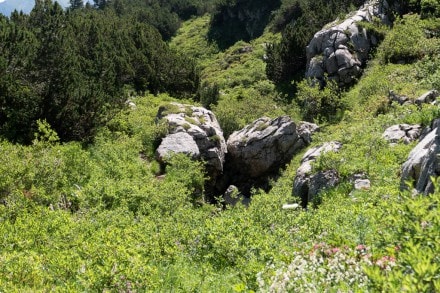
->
xmin=1 ymin=1 xmax=440 ymax=291
xmin=377 ymin=14 xmax=440 ymax=64
xmin=367 ymin=190 xmax=440 ymax=292
xmin=296 ymin=78 xmax=345 ymax=123
xmin=0 ymin=0 xmax=200 ymax=143
xmin=208 ymin=0 xmax=282 ymax=49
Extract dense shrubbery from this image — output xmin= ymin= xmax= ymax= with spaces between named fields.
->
xmin=0 ymin=0 xmax=200 ymax=143
xmin=208 ymin=0 xmax=281 ymax=49
xmin=295 ymin=78 xmax=345 ymax=123
xmin=378 ymin=14 xmax=440 ymax=64
xmin=367 ymin=190 xmax=440 ymax=292
xmin=1 ymin=1 xmax=440 ymax=291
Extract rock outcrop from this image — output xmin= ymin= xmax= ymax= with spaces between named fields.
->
xmin=155 ymin=103 xmax=227 ymax=190
xmin=155 ymin=105 xmax=320 ymax=199
xmin=382 ymin=124 xmax=422 ymax=144
xmin=401 ymin=125 xmax=440 ymax=194
xmin=227 ymin=117 xmax=318 ymax=178
xmin=387 ymin=89 xmax=439 ymax=107
xmin=420 ymin=118 xmax=440 ymax=140
xmin=388 ymin=90 xmax=411 ymax=106
xmin=293 ymin=141 xmax=342 ymax=207
xmin=306 ymin=0 xmax=389 ymax=85
xmin=415 ymin=90 xmax=439 ymax=106
xmin=224 ymin=116 xmax=319 ymax=195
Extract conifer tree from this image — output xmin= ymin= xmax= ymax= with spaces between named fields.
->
xmin=69 ymin=0 xmax=84 ymax=10
xmin=93 ymin=0 xmax=109 ymax=9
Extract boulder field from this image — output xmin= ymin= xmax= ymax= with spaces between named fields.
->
xmin=155 ymin=103 xmax=319 ymax=199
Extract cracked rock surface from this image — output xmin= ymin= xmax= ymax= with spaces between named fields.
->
xmin=221 ymin=116 xmax=318 ymax=196
xmin=226 ymin=116 xmax=318 ymax=178
xmin=382 ymin=124 xmax=422 ymax=145
xmin=155 ymin=103 xmax=227 ymax=185
xmin=401 ymin=124 xmax=440 ymax=195
xmin=293 ymin=141 xmax=342 ymax=207
xmin=306 ymin=0 xmax=390 ymax=85
xmin=155 ymin=106 xmax=320 ymax=198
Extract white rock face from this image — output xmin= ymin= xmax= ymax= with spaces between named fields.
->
xmin=155 ymin=103 xmax=227 ymax=175
xmin=226 ymin=116 xmax=318 ymax=178
xmin=293 ymin=141 xmax=342 ymax=207
xmin=382 ymin=124 xmax=422 ymax=145
xmin=306 ymin=0 xmax=389 ymax=85
xmin=415 ymin=90 xmax=439 ymax=106
xmin=401 ymin=125 xmax=440 ymax=194
xmin=355 ymin=179 xmax=371 ymax=190
xmin=156 ymin=132 xmax=200 ymax=159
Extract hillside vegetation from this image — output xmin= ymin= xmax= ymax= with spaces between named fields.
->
xmin=0 ymin=0 xmax=440 ymax=291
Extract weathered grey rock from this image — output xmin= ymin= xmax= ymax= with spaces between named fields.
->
xmin=415 ymin=90 xmax=439 ymax=106
xmin=401 ymin=125 xmax=440 ymax=194
xmin=421 ymin=118 xmax=440 ymax=140
xmin=226 ymin=116 xmax=318 ymax=178
xmin=296 ymin=121 xmax=320 ymax=147
xmin=155 ymin=103 xmax=227 ymax=176
xmin=306 ymin=0 xmax=390 ymax=85
xmin=382 ymin=124 xmax=422 ymax=144
xmin=235 ymin=46 xmax=253 ymax=54
xmin=308 ymin=170 xmax=340 ymax=198
xmin=125 ymin=99 xmax=137 ymax=109
xmin=354 ymin=179 xmax=371 ymax=190
xmin=223 ymin=185 xmax=240 ymax=205
xmin=293 ymin=141 xmax=342 ymax=207
xmin=388 ymin=90 xmax=411 ymax=105
xmin=156 ymin=132 xmax=200 ymax=159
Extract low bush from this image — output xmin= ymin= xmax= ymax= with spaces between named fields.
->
xmin=295 ymin=78 xmax=345 ymax=123
xmin=367 ymin=189 xmax=440 ymax=292
xmin=378 ymin=14 xmax=440 ymax=64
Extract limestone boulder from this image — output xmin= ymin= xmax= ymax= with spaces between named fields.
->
xmin=354 ymin=179 xmax=371 ymax=190
xmin=382 ymin=124 xmax=422 ymax=144
xmin=420 ymin=118 xmax=440 ymax=140
xmin=293 ymin=141 xmax=342 ymax=207
xmin=156 ymin=132 xmax=200 ymax=159
xmin=415 ymin=90 xmax=439 ymax=106
xmin=226 ymin=116 xmax=318 ymax=178
xmin=388 ymin=90 xmax=411 ymax=105
xmin=308 ymin=170 xmax=340 ymax=199
xmin=296 ymin=121 xmax=320 ymax=147
xmin=155 ymin=103 xmax=227 ymax=178
xmin=401 ymin=125 xmax=440 ymax=194
xmin=306 ymin=0 xmax=390 ymax=85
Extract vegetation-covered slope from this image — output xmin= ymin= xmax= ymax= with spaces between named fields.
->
xmin=0 ymin=0 xmax=440 ymax=291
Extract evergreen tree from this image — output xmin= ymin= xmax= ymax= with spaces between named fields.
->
xmin=93 ymin=0 xmax=109 ymax=9
xmin=0 ymin=0 xmax=201 ymax=143
xmin=69 ymin=0 xmax=84 ymax=10
xmin=208 ymin=0 xmax=281 ymax=49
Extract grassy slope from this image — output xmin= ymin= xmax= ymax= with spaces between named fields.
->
xmin=0 ymin=11 xmax=439 ymax=293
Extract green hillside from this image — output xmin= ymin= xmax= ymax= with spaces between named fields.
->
xmin=0 ymin=0 xmax=440 ymax=291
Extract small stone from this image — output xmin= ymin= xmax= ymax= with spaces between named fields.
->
xmin=354 ymin=179 xmax=371 ymax=190
xmin=282 ymin=203 xmax=300 ymax=209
